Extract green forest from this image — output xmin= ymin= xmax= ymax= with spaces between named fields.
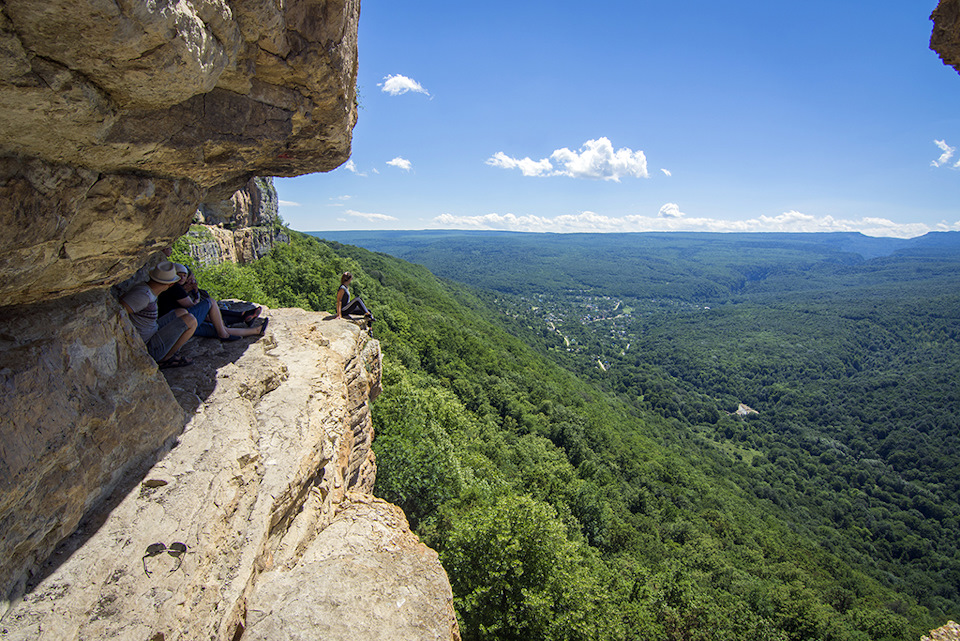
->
xmin=175 ymin=229 xmax=959 ymax=640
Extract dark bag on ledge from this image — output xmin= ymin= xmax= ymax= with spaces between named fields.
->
xmin=218 ymin=300 xmax=262 ymax=326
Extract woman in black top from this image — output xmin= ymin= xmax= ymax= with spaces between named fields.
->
xmin=336 ymin=272 xmax=374 ymax=323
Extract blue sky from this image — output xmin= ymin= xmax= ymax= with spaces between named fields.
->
xmin=277 ymin=0 xmax=960 ymax=238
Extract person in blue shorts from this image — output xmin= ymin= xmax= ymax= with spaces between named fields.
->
xmin=158 ymin=265 xmax=265 ymax=340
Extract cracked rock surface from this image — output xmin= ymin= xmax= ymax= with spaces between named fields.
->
xmin=1 ymin=310 xmax=459 ymax=641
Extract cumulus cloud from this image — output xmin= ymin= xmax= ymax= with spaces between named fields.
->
xmin=347 ymin=209 xmax=398 ymax=222
xmin=431 ymin=209 xmax=953 ymax=238
xmin=387 ymin=157 xmax=412 ymax=171
xmin=932 ymin=140 xmax=956 ymax=167
xmin=551 ymin=138 xmax=648 ymax=181
xmin=658 ymin=203 xmax=684 ymax=219
xmin=487 ymin=138 xmax=649 ymax=181
xmin=379 ymin=74 xmax=430 ymax=96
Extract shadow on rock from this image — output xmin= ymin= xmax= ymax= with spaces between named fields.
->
xmin=160 ymin=323 xmax=269 ymax=415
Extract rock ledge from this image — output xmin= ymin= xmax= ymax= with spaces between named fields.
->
xmin=0 ymin=309 xmax=459 ymax=641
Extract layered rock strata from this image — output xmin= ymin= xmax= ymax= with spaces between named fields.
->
xmin=1 ymin=310 xmax=460 ymax=640
xmin=187 ymin=223 xmax=291 ymax=266
xmin=0 ymin=0 xmax=360 ymax=607
xmin=0 ymin=0 xmax=358 ymax=306
xmin=190 ymin=177 xmax=290 ymax=266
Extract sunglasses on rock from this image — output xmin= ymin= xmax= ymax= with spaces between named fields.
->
xmin=142 ymin=541 xmax=188 ymax=575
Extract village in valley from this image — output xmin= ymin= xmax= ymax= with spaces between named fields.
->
xmin=496 ymin=290 xmax=715 ymax=371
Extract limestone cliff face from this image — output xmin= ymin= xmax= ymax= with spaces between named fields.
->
xmin=0 ymin=0 xmax=358 ymax=307
xmin=1 ymin=2 xmax=460 ymax=635
xmin=0 ymin=291 xmax=186 ymax=604
xmin=1 ymin=312 xmax=459 ymax=640
xmin=199 ymin=177 xmax=281 ymax=230
xmin=932 ymin=0 xmax=960 ymax=74
xmin=0 ymin=0 xmax=358 ymax=594
xmin=191 ymin=177 xmax=290 ymax=265
xmin=0 ymin=1 xmax=460 ymax=636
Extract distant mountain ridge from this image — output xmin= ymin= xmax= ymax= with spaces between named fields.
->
xmin=310 ymin=230 xmax=960 ymax=300
xmin=312 ymin=230 xmax=960 ymax=260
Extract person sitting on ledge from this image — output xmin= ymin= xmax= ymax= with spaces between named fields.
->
xmin=158 ymin=264 xmax=267 ymax=340
xmin=179 ymin=265 xmax=263 ymax=326
xmin=335 ymin=271 xmax=375 ymax=325
xmin=120 ymin=261 xmax=197 ymax=368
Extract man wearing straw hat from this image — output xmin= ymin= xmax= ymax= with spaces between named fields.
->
xmin=120 ymin=261 xmax=198 ymax=368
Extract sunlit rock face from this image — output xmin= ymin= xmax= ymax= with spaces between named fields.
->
xmin=0 ymin=0 xmax=358 ymax=607
xmin=192 ymin=177 xmax=290 ymax=265
xmin=931 ymin=0 xmax=960 ymax=74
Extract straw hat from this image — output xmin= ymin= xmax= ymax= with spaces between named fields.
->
xmin=149 ymin=261 xmax=180 ymax=284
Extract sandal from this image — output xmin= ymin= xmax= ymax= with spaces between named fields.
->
xmin=242 ymin=306 xmax=262 ymax=326
xmin=159 ymin=355 xmax=192 ymax=369
xmin=258 ymin=317 xmax=269 ymax=336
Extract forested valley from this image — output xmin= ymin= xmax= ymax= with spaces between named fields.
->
xmin=177 ymin=229 xmax=959 ymax=640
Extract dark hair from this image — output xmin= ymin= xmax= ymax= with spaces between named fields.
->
xmin=341 ymin=271 xmax=352 ymax=285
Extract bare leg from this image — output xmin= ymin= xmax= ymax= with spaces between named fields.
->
xmin=204 ymin=300 xmax=231 ymax=339
xmin=206 ymin=299 xmax=263 ymax=338
xmin=160 ymin=309 xmax=198 ymax=361
xmin=225 ymin=325 xmax=263 ymax=338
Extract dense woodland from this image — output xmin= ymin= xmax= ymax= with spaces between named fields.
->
xmin=175 ymin=229 xmax=959 ymax=640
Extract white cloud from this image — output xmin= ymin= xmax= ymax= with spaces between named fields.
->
xmin=658 ymin=203 xmax=684 ymax=218
xmin=487 ymin=138 xmax=648 ymax=181
xmin=387 ymin=157 xmax=412 ymax=171
xmin=342 ymin=160 xmax=366 ymax=176
xmin=379 ymin=74 xmax=430 ymax=96
xmin=326 ymin=195 xmax=351 ymax=207
xmin=431 ymin=209 xmax=954 ymax=238
xmin=278 ymin=200 xmax=301 ymax=207
xmin=347 ymin=209 xmax=399 ymax=222
xmin=486 ymin=152 xmax=554 ymax=177
xmin=433 ymin=211 xmax=623 ymax=233
xmin=661 ymin=168 xmax=672 ymax=177
xmin=551 ymin=138 xmax=648 ymax=181
xmin=932 ymin=140 xmax=956 ymax=168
